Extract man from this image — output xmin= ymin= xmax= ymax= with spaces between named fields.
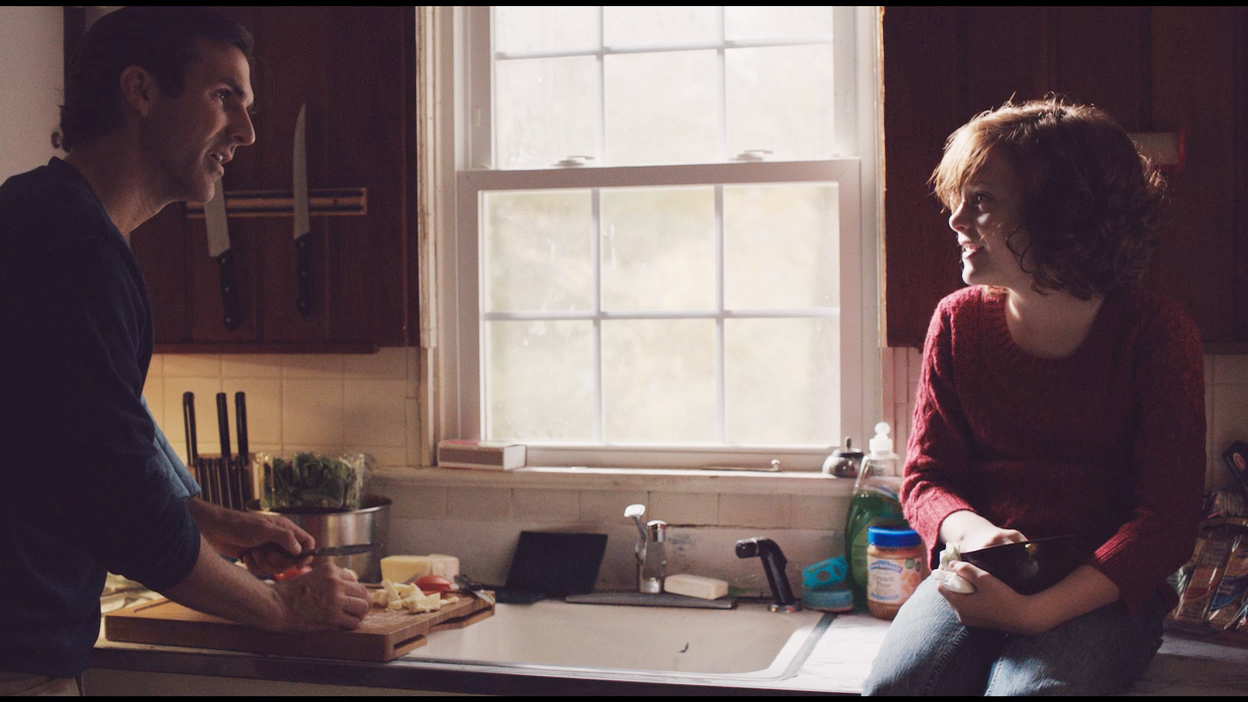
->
xmin=0 ymin=7 xmax=370 ymax=694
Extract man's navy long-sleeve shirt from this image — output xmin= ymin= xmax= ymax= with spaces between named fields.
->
xmin=0 ymin=158 xmax=201 ymax=677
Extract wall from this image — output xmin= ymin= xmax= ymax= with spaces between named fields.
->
xmin=0 ymin=6 xmax=62 ymax=180
xmin=144 ymin=350 xmax=848 ymax=593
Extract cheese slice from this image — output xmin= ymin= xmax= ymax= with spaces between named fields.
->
xmin=380 ymin=554 xmax=460 ymax=583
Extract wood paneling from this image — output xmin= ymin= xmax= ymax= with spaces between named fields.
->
xmin=123 ymin=6 xmax=418 ymax=351
xmin=883 ymin=6 xmax=1248 ymax=347
xmin=881 ymin=7 xmax=964 ymax=348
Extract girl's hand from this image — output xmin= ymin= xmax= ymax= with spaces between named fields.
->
xmin=939 ymin=510 xmax=1027 ymax=553
xmin=935 ymin=560 xmax=1051 ymax=635
xmin=958 ymin=526 xmax=1027 ymax=553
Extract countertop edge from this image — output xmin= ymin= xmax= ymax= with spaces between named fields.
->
xmin=86 ymin=645 xmax=854 ymax=696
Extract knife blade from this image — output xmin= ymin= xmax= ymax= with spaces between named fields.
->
xmin=293 ymin=103 xmax=314 ymax=318
xmin=304 ymin=543 xmax=379 ymax=557
xmin=248 ymin=543 xmax=379 ymax=560
xmin=454 ymin=574 xmax=496 ymax=606
xmin=204 ymin=180 xmax=242 ymax=331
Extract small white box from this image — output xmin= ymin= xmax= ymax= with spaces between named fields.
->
xmin=437 ymin=440 xmax=526 ymax=470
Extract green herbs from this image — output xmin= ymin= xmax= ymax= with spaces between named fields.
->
xmin=261 ymin=451 xmax=364 ymax=511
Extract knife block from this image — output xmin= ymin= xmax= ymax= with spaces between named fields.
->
xmin=193 ymin=453 xmax=255 ymax=511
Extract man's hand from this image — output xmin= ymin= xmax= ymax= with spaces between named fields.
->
xmin=165 ymin=535 xmax=371 ymax=633
xmin=269 ymin=563 xmax=372 ymax=632
xmin=185 ymin=498 xmax=315 ymax=576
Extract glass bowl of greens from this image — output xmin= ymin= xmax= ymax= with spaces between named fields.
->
xmin=257 ymin=451 xmax=373 ymax=512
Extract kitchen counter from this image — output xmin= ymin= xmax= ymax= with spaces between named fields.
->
xmin=87 ymin=604 xmax=1248 ymax=696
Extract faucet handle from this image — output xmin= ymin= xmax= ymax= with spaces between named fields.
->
xmin=625 ymin=504 xmax=649 ymax=543
xmin=647 ymin=520 xmax=667 ymax=543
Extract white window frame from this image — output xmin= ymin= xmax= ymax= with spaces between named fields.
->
xmin=429 ymin=6 xmax=883 ymax=471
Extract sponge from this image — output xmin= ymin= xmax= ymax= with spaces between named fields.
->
xmin=664 ymin=573 xmax=729 ymax=600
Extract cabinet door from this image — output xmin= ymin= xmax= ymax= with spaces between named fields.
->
xmin=128 ymin=6 xmax=417 ymax=351
xmin=882 ymin=6 xmax=1247 ymax=348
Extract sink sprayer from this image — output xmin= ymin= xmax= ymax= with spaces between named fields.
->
xmin=735 ymin=537 xmax=801 ymax=613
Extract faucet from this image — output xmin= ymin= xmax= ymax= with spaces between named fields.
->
xmin=735 ymin=536 xmax=801 ymax=612
xmin=625 ymin=504 xmax=667 ymax=594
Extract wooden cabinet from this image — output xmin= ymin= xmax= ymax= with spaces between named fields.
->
xmin=882 ymin=7 xmax=1248 ymax=350
xmin=124 ymin=6 xmax=420 ymax=352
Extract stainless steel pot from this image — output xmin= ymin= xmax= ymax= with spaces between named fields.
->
xmin=248 ymin=494 xmax=391 ymax=582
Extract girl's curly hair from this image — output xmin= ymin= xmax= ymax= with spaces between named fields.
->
xmin=930 ymin=96 xmax=1166 ymax=299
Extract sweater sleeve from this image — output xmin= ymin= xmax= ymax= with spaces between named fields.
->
xmin=901 ymin=296 xmax=979 ymax=569
xmin=13 ymin=237 xmax=200 ymax=592
xmin=1086 ymin=299 xmax=1206 ymax=612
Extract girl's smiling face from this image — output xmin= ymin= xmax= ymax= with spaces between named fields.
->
xmin=947 ymin=149 xmax=1033 ymax=291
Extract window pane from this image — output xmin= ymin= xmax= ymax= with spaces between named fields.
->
xmin=603 ymin=6 xmax=718 ymax=48
xmin=486 ymin=320 xmax=594 ymax=441
xmin=724 ymin=183 xmax=839 ymax=309
xmin=726 ymin=45 xmax=836 ymax=161
xmin=483 ymin=190 xmax=592 ymax=312
xmin=495 ymin=56 xmax=598 ymax=169
xmin=725 ymin=318 xmax=838 ymax=444
xmin=605 ymin=50 xmax=718 ymax=165
xmin=724 ymin=6 xmax=834 ymax=41
xmin=601 ymin=187 xmax=715 ymax=311
xmin=494 ymin=6 xmax=599 ymax=54
xmin=602 ymin=319 xmax=716 ymax=442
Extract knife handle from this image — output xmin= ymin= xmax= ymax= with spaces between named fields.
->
xmin=295 ymin=234 xmax=315 ymax=318
xmin=216 ymin=392 xmax=232 ymax=463
xmin=182 ymin=391 xmax=198 ymax=473
xmin=217 ymin=250 xmax=242 ymax=331
xmin=234 ymin=392 xmax=249 ymax=461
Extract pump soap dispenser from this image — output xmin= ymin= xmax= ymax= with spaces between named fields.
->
xmin=844 ymin=422 xmax=907 ymax=609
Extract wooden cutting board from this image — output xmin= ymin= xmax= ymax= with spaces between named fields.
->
xmin=103 ymin=589 xmax=494 ymax=662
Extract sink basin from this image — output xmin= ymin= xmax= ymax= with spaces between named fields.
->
xmin=403 ymin=599 xmax=831 ymax=680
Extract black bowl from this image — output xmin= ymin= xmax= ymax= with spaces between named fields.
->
xmin=960 ymin=536 xmax=1085 ymax=595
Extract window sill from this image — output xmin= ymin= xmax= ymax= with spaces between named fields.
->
xmin=373 ymin=466 xmax=857 ymax=496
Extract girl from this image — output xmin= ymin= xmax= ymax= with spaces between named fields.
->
xmin=863 ymin=98 xmax=1205 ymax=695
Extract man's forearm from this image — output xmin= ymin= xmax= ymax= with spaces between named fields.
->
xmin=163 ymin=534 xmax=287 ymax=631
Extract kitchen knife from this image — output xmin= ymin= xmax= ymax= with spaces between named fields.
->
xmin=242 ymin=543 xmax=379 ymax=564
xmin=204 ymin=180 xmax=242 ymax=331
xmin=182 ymin=392 xmax=199 ymax=484
xmin=293 ymin=103 xmax=315 ymax=318
xmin=304 ymin=544 xmax=379 ymax=557
xmin=215 ymin=392 xmax=232 ymax=464
xmin=454 ymin=574 xmax=497 ymax=606
xmin=214 ymin=393 xmax=237 ymax=508
xmin=234 ymin=392 xmax=251 ymax=504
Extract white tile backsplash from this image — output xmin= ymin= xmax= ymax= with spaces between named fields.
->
xmin=134 ymin=344 xmax=1248 ymax=593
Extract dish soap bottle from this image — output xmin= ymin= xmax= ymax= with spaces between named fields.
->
xmin=845 ymin=422 xmax=907 ymax=609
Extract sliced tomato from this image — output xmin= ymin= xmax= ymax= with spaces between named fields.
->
xmin=275 ymin=565 xmax=313 ymax=581
xmin=415 ymin=574 xmax=454 ymax=594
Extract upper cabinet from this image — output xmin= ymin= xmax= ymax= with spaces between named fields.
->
xmin=121 ymin=6 xmax=420 ymax=352
xmin=881 ymin=7 xmax=1248 ymax=350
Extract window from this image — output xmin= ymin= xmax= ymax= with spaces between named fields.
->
xmin=433 ymin=6 xmax=882 ymax=470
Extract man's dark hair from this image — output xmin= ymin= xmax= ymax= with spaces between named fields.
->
xmin=60 ymin=6 xmax=255 ymax=152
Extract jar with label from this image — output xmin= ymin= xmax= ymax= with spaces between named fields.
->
xmin=866 ymin=526 xmax=925 ymax=620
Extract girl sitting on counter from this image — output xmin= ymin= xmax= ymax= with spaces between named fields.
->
xmin=864 ymin=97 xmax=1205 ymax=695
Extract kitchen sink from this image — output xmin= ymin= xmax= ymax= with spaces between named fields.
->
xmin=402 ymin=598 xmax=832 ymax=680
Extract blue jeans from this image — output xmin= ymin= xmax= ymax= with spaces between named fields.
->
xmin=862 ymin=577 xmax=1166 ymax=696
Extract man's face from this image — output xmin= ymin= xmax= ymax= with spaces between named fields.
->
xmin=140 ymin=37 xmax=256 ymax=204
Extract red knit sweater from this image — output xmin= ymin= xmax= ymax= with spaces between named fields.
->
xmin=902 ymin=285 xmax=1206 ymax=613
